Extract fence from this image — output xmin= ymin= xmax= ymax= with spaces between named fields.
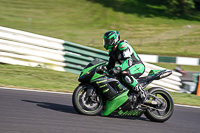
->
xmin=0 ymin=26 xmax=182 ymax=92
xmin=140 ymin=54 xmax=200 ymax=66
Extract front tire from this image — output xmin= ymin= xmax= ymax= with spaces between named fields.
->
xmin=72 ymin=84 xmax=103 ymax=115
xmin=144 ymin=87 xmax=174 ymax=122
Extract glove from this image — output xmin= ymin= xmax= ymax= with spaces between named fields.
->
xmin=109 ymin=67 xmax=122 ymax=75
xmin=97 ymin=66 xmax=107 ymax=73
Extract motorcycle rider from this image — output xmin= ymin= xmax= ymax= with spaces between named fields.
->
xmin=102 ymin=30 xmax=147 ymax=102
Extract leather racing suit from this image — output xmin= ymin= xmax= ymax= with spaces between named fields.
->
xmin=106 ymin=40 xmax=145 ymax=89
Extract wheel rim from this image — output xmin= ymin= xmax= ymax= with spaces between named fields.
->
xmin=77 ymin=86 xmax=102 ymax=113
xmin=147 ymin=91 xmax=172 ymax=118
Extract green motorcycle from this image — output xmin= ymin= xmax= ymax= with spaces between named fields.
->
xmin=72 ymin=58 xmax=174 ymax=122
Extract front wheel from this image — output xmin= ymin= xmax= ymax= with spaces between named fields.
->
xmin=72 ymin=84 xmax=103 ymax=115
xmin=144 ymin=87 xmax=174 ymax=122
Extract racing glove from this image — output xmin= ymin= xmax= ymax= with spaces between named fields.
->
xmin=109 ymin=67 xmax=122 ymax=75
xmin=97 ymin=66 xmax=107 ymax=73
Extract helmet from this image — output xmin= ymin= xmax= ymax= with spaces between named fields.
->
xmin=103 ymin=31 xmax=120 ymax=50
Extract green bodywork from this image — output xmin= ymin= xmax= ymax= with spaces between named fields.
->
xmin=79 ymin=62 xmax=105 ymax=81
xmin=102 ymin=90 xmax=129 ymax=116
xmin=91 ymin=73 xmax=104 ymax=81
xmin=79 ymin=59 xmax=132 ymax=117
xmin=148 ymin=69 xmax=166 ymax=76
xmin=80 ymin=64 xmax=100 ymax=77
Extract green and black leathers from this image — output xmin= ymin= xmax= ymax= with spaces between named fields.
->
xmin=107 ymin=40 xmax=145 ymax=88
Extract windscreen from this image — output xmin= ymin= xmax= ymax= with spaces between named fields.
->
xmin=84 ymin=58 xmax=106 ymax=69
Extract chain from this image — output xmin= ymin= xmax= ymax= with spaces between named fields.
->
xmin=141 ymin=104 xmax=167 ymax=111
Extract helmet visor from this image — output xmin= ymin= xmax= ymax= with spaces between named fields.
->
xmin=103 ymin=39 xmax=113 ymax=50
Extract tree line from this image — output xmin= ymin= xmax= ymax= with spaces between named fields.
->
xmin=165 ymin=0 xmax=200 ymax=14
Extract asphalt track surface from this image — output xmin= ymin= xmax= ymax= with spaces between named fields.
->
xmin=1 ymin=88 xmax=200 ymax=133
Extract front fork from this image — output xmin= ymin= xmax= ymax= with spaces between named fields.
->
xmin=83 ymin=84 xmax=99 ymax=104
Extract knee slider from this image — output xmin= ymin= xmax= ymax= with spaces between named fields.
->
xmin=124 ymin=75 xmax=133 ymax=84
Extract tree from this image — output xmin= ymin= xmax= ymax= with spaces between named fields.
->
xmin=194 ymin=0 xmax=200 ymax=10
xmin=166 ymin=0 xmax=195 ymax=15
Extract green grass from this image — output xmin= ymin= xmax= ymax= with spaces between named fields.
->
xmin=1 ymin=63 xmax=200 ymax=107
xmin=170 ymin=92 xmax=200 ymax=107
xmin=0 ymin=0 xmax=200 ymax=57
xmin=0 ymin=63 xmax=79 ymax=92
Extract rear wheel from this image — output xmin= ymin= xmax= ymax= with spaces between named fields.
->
xmin=144 ymin=87 xmax=174 ymax=122
xmin=72 ymin=84 xmax=103 ymax=115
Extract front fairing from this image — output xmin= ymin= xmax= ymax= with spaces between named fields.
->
xmin=78 ymin=58 xmax=107 ymax=83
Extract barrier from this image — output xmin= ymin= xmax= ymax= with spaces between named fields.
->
xmin=139 ymin=54 xmax=200 ymax=66
xmin=0 ymin=26 xmax=182 ymax=92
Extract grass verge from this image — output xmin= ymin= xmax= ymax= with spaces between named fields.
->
xmin=0 ymin=63 xmax=79 ymax=93
xmin=170 ymin=92 xmax=200 ymax=107
xmin=0 ymin=63 xmax=200 ymax=106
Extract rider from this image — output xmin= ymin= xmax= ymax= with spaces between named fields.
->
xmin=103 ymin=30 xmax=147 ymax=102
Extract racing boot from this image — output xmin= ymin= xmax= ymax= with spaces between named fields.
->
xmin=133 ymin=84 xmax=147 ymax=103
xmin=122 ymin=75 xmax=147 ymax=103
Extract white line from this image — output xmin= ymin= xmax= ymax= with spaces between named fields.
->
xmin=1 ymin=87 xmax=200 ymax=109
xmin=174 ymin=104 xmax=200 ymax=109
xmin=0 ymin=87 xmax=72 ymax=95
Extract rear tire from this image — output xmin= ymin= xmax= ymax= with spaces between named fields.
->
xmin=72 ymin=84 xmax=103 ymax=115
xmin=144 ymin=87 xmax=174 ymax=122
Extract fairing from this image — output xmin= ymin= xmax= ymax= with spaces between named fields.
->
xmin=102 ymin=90 xmax=129 ymax=116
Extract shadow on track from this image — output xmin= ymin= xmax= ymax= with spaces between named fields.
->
xmin=22 ymin=100 xmax=77 ymax=114
xmin=22 ymin=100 xmax=149 ymax=121
xmin=107 ymin=115 xmax=149 ymax=121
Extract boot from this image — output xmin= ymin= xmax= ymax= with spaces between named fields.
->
xmin=133 ymin=84 xmax=147 ymax=103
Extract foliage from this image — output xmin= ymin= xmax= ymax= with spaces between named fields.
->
xmin=194 ymin=0 xmax=200 ymax=10
xmin=166 ymin=0 xmax=195 ymax=15
xmin=88 ymin=0 xmax=200 ymax=16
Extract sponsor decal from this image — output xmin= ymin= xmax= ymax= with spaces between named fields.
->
xmin=118 ymin=110 xmax=141 ymax=116
xmin=120 ymin=44 xmax=126 ymax=49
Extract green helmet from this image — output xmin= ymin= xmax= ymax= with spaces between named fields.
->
xmin=103 ymin=31 xmax=120 ymax=50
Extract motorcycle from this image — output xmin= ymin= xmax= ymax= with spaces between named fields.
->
xmin=72 ymin=58 xmax=174 ymax=122
xmin=174 ymin=65 xmax=186 ymax=77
